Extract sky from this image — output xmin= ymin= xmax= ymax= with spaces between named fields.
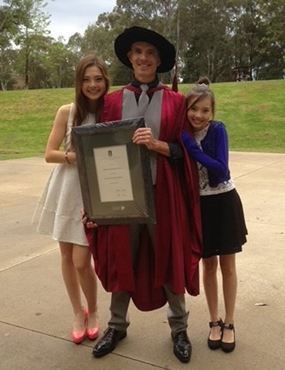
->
xmin=45 ymin=0 xmax=117 ymax=41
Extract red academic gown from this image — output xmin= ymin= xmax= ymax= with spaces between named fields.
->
xmin=85 ymin=84 xmax=202 ymax=311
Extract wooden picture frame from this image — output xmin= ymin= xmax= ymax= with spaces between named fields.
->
xmin=72 ymin=117 xmax=156 ymax=225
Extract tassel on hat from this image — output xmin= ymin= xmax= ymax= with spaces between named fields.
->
xmin=172 ymin=61 xmax=178 ymax=92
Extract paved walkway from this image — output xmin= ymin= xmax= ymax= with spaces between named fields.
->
xmin=0 ymin=153 xmax=285 ymax=370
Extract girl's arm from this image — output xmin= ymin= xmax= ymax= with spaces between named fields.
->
xmin=182 ymin=129 xmax=228 ymax=177
xmin=45 ymin=104 xmax=76 ymax=164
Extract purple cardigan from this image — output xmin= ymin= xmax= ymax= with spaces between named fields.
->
xmin=182 ymin=121 xmax=231 ymax=187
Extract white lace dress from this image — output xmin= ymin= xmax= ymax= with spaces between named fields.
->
xmin=33 ymin=103 xmax=95 ymax=246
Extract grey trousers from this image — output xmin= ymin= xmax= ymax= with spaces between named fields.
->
xmin=108 ymin=223 xmax=189 ymax=334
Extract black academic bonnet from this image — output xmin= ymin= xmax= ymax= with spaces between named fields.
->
xmin=114 ymin=26 xmax=176 ymax=73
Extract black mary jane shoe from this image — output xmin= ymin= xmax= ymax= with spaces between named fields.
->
xmin=92 ymin=327 xmax=127 ymax=358
xmin=172 ymin=330 xmax=192 ymax=363
xmin=221 ymin=323 xmax=235 ymax=353
xmin=208 ymin=319 xmax=223 ymax=350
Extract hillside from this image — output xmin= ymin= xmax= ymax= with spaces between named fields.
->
xmin=0 ymin=79 xmax=284 ymax=160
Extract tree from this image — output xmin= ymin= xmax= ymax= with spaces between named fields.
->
xmin=13 ymin=0 xmax=51 ymax=88
xmin=1 ymin=0 xmax=284 ymax=90
xmin=45 ymin=40 xmax=76 ymax=88
xmin=256 ymin=0 xmax=285 ymax=79
xmin=0 ymin=47 xmax=17 ymax=90
xmin=180 ymin=0 xmax=235 ymax=82
xmin=67 ymin=32 xmax=83 ymax=59
xmin=81 ymin=8 xmax=127 ymax=85
xmin=0 ymin=0 xmax=23 ymax=43
xmin=0 ymin=1 xmax=24 ymax=90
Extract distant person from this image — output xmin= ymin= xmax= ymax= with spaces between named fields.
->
xmin=182 ymin=77 xmax=247 ymax=353
xmin=33 ymin=55 xmax=110 ymax=344
xmin=84 ymin=26 xmax=202 ymax=363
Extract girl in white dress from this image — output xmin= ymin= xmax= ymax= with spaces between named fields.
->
xmin=34 ymin=54 xmax=110 ymax=344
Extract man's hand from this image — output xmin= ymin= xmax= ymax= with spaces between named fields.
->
xmin=133 ymin=127 xmax=156 ymax=150
xmin=133 ymin=127 xmax=170 ymax=157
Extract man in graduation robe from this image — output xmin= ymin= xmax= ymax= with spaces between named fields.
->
xmin=85 ymin=26 xmax=202 ymax=363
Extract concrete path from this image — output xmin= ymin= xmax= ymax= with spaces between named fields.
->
xmin=0 ymin=153 xmax=285 ymax=370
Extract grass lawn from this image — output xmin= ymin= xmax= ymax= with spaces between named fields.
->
xmin=0 ymin=79 xmax=284 ymax=160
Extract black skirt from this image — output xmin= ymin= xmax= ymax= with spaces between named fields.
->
xmin=200 ymin=188 xmax=247 ymax=259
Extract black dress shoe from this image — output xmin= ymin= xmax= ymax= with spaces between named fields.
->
xmin=208 ymin=319 xmax=223 ymax=350
xmin=172 ymin=330 xmax=192 ymax=363
xmin=92 ymin=327 xmax=127 ymax=358
xmin=221 ymin=323 xmax=235 ymax=353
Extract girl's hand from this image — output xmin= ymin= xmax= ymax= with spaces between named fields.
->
xmin=81 ymin=209 xmax=98 ymax=228
xmin=85 ymin=221 xmax=98 ymax=228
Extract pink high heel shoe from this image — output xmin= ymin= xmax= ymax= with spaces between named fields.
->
xmin=71 ymin=309 xmax=87 ymax=344
xmin=87 ymin=326 xmax=99 ymax=341
xmin=86 ymin=311 xmax=99 ymax=341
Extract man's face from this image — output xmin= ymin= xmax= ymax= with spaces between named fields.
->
xmin=127 ymin=42 xmax=161 ymax=83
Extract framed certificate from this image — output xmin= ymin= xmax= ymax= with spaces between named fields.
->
xmin=72 ymin=117 xmax=156 ymax=225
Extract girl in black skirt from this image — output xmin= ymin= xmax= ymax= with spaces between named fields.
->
xmin=182 ymin=77 xmax=247 ymax=353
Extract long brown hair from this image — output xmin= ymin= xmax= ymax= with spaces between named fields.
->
xmin=73 ymin=54 xmax=110 ymax=126
xmin=186 ymin=76 xmax=215 ymax=118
